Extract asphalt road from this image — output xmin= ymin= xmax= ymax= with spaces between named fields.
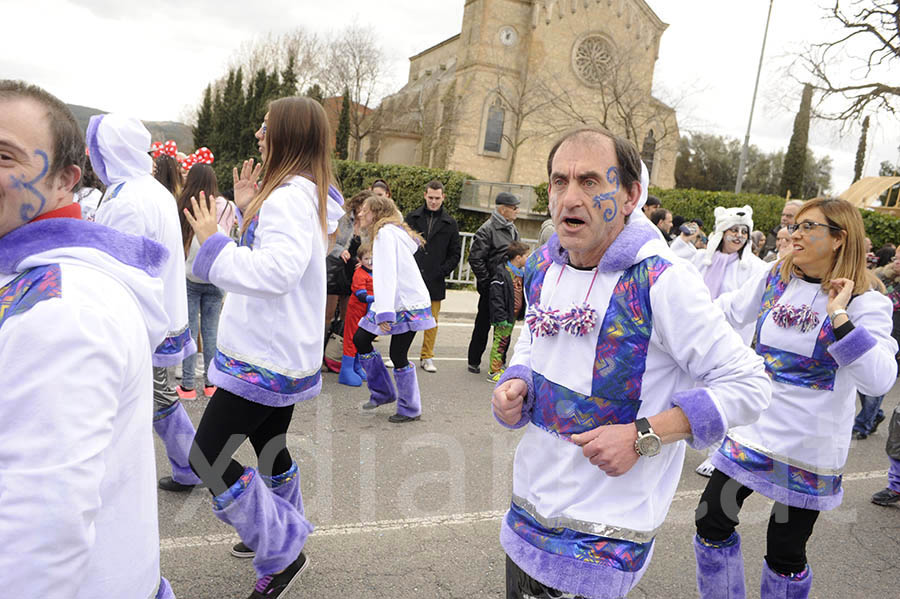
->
xmin=157 ymin=322 xmax=900 ymax=598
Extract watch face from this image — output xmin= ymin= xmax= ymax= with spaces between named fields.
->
xmin=637 ymin=435 xmax=662 ymax=457
xmin=499 ymin=26 xmax=518 ymax=46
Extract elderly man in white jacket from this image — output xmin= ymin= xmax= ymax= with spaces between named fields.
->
xmin=492 ymin=128 xmax=771 ymax=599
xmin=89 ymin=112 xmax=202 ymax=493
xmin=0 ymin=81 xmax=175 ymax=598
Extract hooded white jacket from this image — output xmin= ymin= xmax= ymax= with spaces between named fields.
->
xmin=358 ymin=223 xmax=436 ymax=336
xmin=88 ymin=113 xmax=196 ymax=366
xmin=192 ymin=176 xmax=340 ymax=407
xmin=0 ymin=216 xmax=170 ymax=599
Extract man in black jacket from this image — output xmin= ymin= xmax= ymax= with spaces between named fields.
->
xmin=406 ymin=180 xmax=461 ymax=373
xmin=466 ymin=191 xmax=520 ymax=373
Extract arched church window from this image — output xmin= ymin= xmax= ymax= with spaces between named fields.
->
xmin=641 ymin=129 xmax=656 ymax=177
xmin=572 ymin=34 xmax=614 ymax=87
xmin=483 ymin=98 xmax=505 ymax=153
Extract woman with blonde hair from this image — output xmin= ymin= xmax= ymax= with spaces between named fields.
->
xmin=183 ymin=96 xmax=343 ymax=598
xmin=692 ymin=198 xmax=897 ymax=599
xmin=353 ymin=194 xmax=435 ymax=422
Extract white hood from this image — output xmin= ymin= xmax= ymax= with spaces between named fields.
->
xmin=86 ymin=114 xmax=153 ymax=186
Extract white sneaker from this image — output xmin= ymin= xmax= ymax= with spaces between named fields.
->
xmin=421 ymin=358 xmax=437 ymax=373
xmin=383 ymin=357 xmax=394 ymax=369
xmin=695 ymin=458 xmax=715 ymax=478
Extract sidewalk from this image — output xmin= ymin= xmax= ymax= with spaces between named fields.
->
xmin=440 ymin=289 xmax=479 ymax=321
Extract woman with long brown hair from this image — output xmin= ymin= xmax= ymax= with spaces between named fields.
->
xmin=173 ymin=164 xmax=224 ymax=401
xmin=183 ymin=96 xmax=342 ymax=598
xmin=153 ymin=154 xmax=182 ymax=197
xmin=353 ymin=194 xmax=435 ymax=422
xmin=692 ymin=198 xmax=897 ymax=599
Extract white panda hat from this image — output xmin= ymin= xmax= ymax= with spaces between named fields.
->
xmin=702 ymin=205 xmax=754 ymax=266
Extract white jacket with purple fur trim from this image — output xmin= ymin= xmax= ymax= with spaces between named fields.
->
xmin=493 ymin=217 xmax=770 ymax=598
xmin=192 ymin=176 xmax=331 ymax=407
xmin=0 ymin=217 xmax=170 ymax=599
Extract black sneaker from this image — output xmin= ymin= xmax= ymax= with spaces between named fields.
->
xmin=388 ymin=413 xmax=420 ymax=423
xmin=158 ymin=476 xmax=200 ymax=492
xmin=231 ymin=542 xmax=255 ymax=558
xmin=871 ymin=412 xmax=887 ymax=434
xmin=852 ymin=430 xmax=868 ymax=440
xmin=871 ymin=488 xmax=900 ymax=506
xmin=247 ymin=552 xmax=309 ymax=598
xmin=467 ymin=364 xmax=480 ymax=374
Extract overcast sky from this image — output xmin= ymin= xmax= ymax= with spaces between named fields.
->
xmin=3 ymin=0 xmax=897 ymax=192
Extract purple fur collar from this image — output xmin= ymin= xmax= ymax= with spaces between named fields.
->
xmin=547 ymin=221 xmax=660 ymax=273
xmin=0 ymin=217 xmax=168 ymax=276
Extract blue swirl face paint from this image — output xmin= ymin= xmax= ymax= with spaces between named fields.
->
xmin=591 ymin=166 xmax=620 ymax=222
xmin=11 ymin=149 xmax=49 ymax=222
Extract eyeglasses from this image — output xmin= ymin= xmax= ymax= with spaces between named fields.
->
xmin=260 ymin=122 xmax=267 ymax=137
xmin=786 ymin=222 xmax=844 ymax=235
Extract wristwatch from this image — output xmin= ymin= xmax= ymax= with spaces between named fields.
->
xmin=634 ymin=418 xmax=661 ymax=457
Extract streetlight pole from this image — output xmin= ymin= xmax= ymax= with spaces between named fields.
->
xmin=735 ymin=0 xmax=775 ymax=194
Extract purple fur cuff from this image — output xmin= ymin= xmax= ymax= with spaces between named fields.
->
xmin=493 ymin=364 xmax=535 ymax=429
xmin=671 ymin=388 xmax=726 ymax=449
xmin=209 ymin=361 xmax=321 ymax=407
xmin=827 ymin=325 xmax=877 ymax=366
xmin=710 ymin=452 xmax=844 ymax=511
xmin=500 ymin=518 xmax=652 ymax=599
xmin=155 ymin=577 xmax=175 ymax=599
xmin=153 ymin=337 xmax=197 ymax=367
xmin=192 ymin=232 xmax=232 ymax=282
xmin=375 ymin=311 xmax=396 ymax=325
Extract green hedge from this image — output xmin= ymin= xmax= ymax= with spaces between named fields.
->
xmin=648 ymin=188 xmax=785 ymax=234
xmin=333 ymin=159 xmax=485 ymax=232
xmin=861 ymin=210 xmax=900 ymax=251
xmin=536 ymin=185 xmax=900 ymax=248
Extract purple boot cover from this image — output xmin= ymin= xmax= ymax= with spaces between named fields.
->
xmin=358 ymin=351 xmax=397 ymax=406
xmin=694 ymin=534 xmax=746 ymax=599
xmin=263 ymin=462 xmax=306 ymax=516
xmin=393 ymin=364 xmax=422 ymax=418
xmin=153 ymin=401 xmax=202 ymax=485
xmin=212 ymin=468 xmax=313 ymax=578
xmin=760 ymin=561 xmax=812 ymax=599
xmin=156 ymin=577 xmax=175 ymax=599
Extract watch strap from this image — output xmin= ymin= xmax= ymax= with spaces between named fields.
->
xmin=635 ymin=417 xmax=652 ymax=436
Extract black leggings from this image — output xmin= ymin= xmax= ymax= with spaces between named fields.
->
xmin=353 ymin=328 xmax=416 ymax=369
xmin=189 ymin=388 xmax=294 ymax=496
xmin=695 ymin=469 xmax=820 ymax=576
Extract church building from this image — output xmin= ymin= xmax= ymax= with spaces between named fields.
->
xmin=367 ymin=0 xmax=678 ymax=192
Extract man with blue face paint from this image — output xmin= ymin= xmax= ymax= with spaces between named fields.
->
xmin=491 ymin=128 xmax=771 ymax=599
xmin=0 ymin=80 xmax=176 ymax=598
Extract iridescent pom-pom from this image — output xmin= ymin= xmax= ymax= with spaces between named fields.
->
xmin=796 ymin=304 xmax=820 ymax=333
xmin=770 ymin=303 xmax=797 ymax=328
xmin=561 ymin=302 xmax=599 ymax=337
xmin=526 ymin=303 xmax=561 ymax=337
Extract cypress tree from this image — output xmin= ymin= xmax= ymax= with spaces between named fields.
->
xmin=853 ymin=116 xmax=869 ymax=183
xmin=780 ymin=83 xmax=813 ymax=198
xmin=281 ymin=54 xmax=298 ymax=96
xmin=336 ymin=90 xmax=351 ymax=160
xmin=193 ymin=85 xmax=213 ymax=148
xmin=305 ymin=84 xmax=325 ymax=105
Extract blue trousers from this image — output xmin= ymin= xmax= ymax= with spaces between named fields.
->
xmin=182 ymin=279 xmax=224 ymax=389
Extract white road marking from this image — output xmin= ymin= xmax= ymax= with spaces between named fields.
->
xmin=160 ymin=470 xmax=887 ymax=551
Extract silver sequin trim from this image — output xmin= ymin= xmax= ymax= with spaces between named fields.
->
xmin=512 ymin=495 xmax=659 ymax=544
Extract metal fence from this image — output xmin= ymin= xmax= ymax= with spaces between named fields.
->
xmin=445 ymin=232 xmax=538 ymax=285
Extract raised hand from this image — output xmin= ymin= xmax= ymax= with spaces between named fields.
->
xmin=183 ymin=191 xmax=218 ymax=246
xmin=827 ymin=277 xmax=854 ymax=316
xmin=232 ymin=159 xmax=262 ymax=211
